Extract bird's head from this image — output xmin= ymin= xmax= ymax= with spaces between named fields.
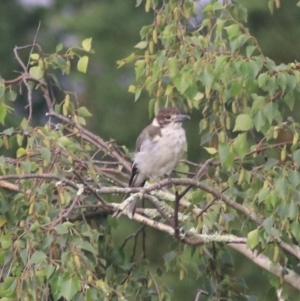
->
xmin=152 ymin=108 xmax=190 ymax=128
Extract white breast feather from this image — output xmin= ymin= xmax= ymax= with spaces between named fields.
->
xmin=134 ymin=123 xmax=186 ymax=182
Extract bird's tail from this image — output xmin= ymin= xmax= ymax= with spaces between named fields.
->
xmin=126 ymin=194 xmax=137 ymax=219
xmin=114 ymin=164 xmax=146 ymax=218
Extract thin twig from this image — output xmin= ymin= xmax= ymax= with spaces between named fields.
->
xmin=73 ymin=170 xmax=108 ymax=205
xmin=46 ymin=111 xmax=132 ymax=171
xmin=51 ymin=194 xmax=81 ymax=227
xmin=149 ymin=272 xmax=162 ymax=301
xmin=120 ymin=225 xmax=145 ymax=250
xmin=27 ymin=22 xmax=41 ymax=69
xmin=0 ymin=173 xmax=78 ymax=190
xmin=173 ymin=159 xmax=212 ymax=237
xmin=194 ymin=289 xmax=209 ymax=301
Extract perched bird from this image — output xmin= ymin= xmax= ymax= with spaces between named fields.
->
xmin=125 ymin=107 xmax=190 ymax=218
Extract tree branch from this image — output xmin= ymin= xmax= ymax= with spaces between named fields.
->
xmin=228 ymin=243 xmax=300 ymax=291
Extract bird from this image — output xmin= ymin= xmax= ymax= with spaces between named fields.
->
xmin=125 ymin=107 xmax=190 ymax=218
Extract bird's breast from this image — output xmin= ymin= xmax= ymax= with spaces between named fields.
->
xmin=134 ymin=127 xmax=187 ymax=178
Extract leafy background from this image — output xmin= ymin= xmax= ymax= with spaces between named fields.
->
xmin=1 ymin=0 xmax=300 ymax=300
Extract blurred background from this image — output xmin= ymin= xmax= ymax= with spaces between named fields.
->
xmin=1 ymin=0 xmax=300 ymax=299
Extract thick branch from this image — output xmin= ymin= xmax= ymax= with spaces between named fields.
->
xmin=2 ymin=172 xmax=300 ymax=261
xmin=131 ymin=212 xmax=300 ymax=291
xmin=229 ymin=243 xmax=300 ymax=291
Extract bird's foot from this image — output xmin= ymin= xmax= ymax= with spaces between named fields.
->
xmin=164 ymin=174 xmax=172 ymax=184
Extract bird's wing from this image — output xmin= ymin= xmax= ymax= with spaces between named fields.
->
xmin=135 ymin=124 xmax=161 ymax=152
xmin=129 ymin=125 xmax=161 ymax=187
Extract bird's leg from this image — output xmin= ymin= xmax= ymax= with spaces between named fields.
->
xmin=174 ymin=190 xmax=180 ymax=238
xmin=164 ymin=173 xmax=180 ymax=195
xmin=141 ymin=187 xmax=147 ymax=198
xmin=148 ymin=174 xmax=172 ymax=191
xmin=148 ymin=176 xmax=163 ymax=190
xmin=164 ymin=173 xmax=173 ymax=185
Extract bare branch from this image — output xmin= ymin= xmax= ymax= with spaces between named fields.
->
xmin=0 ymin=173 xmax=79 ymax=190
xmin=194 ymin=289 xmax=209 ymax=301
xmin=228 ymin=243 xmax=300 ymax=291
xmin=73 ymin=170 xmax=108 ymax=205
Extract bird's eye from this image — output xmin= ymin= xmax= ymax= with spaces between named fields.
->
xmin=165 ymin=115 xmax=171 ymax=120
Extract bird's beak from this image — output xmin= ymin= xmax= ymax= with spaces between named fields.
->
xmin=175 ymin=114 xmax=190 ymax=123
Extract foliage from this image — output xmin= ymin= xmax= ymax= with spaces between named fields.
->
xmin=1 ymin=1 xmax=300 ymax=301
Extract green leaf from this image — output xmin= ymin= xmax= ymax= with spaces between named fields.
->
xmin=7 ymin=89 xmax=17 ymax=101
xmin=134 ymin=41 xmax=148 ymax=49
xmin=136 ymin=0 xmax=142 ymax=7
xmin=29 ymin=66 xmax=44 ymax=80
xmin=249 ymin=59 xmax=261 ymax=78
xmin=263 ymin=158 xmax=279 ymax=171
xmin=278 ymin=203 xmax=298 ymax=219
xmin=30 ymin=53 xmax=40 ymax=60
xmin=0 ymin=276 xmax=16 ymax=296
xmin=218 ymin=143 xmax=234 ymax=167
xmin=1 ymin=235 xmax=12 ymax=249
xmin=247 ymin=229 xmax=259 ymax=249
xmin=193 ymin=92 xmax=204 ymax=101
xmin=203 ymin=147 xmax=217 ymax=155
xmin=56 ymin=43 xmax=63 ymax=52
xmin=3 ymin=127 xmax=14 ymax=135
xmin=233 ymin=133 xmax=248 ymax=159
xmin=54 ymin=224 xmax=69 ymax=235
xmin=57 ymin=136 xmax=73 ymax=147
xmin=135 ymin=60 xmax=146 ymax=79
xmin=201 ymin=133 xmax=214 ymax=146
xmin=268 ymin=0 xmax=274 ymax=14
xmin=59 ymin=278 xmax=81 ymax=301
xmin=128 ymin=85 xmax=135 ymax=93
xmin=293 ymin=149 xmax=300 ymax=166
xmin=277 ymin=72 xmax=287 ymax=91
xmin=20 ymin=161 xmax=31 ymax=172
xmin=16 ymin=147 xmax=27 ymax=158
xmin=82 ymin=38 xmax=92 ymax=52
xmin=230 ymin=80 xmax=242 ymax=97
xmin=0 ymin=102 xmax=8 ymax=125
xmin=39 ymin=148 xmax=51 ymax=162
xmin=164 ymin=251 xmax=176 ymax=263
xmin=72 ymin=238 xmax=97 ymax=255
xmin=263 ymin=216 xmax=274 ymax=235
xmin=275 ymin=178 xmax=288 ymax=199
xmin=258 ymin=188 xmax=270 ymax=204
xmin=218 ymin=143 xmax=229 ymax=164
xmin=173 ymin=75 xmax=189 ymax=94
xmin=225 ymin=24 xmax=240 ymax=39
xmin=230 ymin=35 xmax=250 ymax=54
xmin=166 ymin=57 xmax=178 ymax=78
xmin=252 ymin=111 xmax=266 ymax=132
xmin=246 ymin=45 xmax=256 ymax=57
xmin=30 ymin=221 xmax=41 ymax=232
xmin=257 ymin=73 xmax=269 ymax=88
xmin=77 ymin=56 xmax=89 ymax=73
xmin=134 ymin=87 xmax=142 ymax=101
xmin=290 ymin=220 xmax=300 ymax=241
xmin=251 ymin=95 xmax=266 ymax=114
xmin=199 ymin=69 xmax=214 ymax=88
xmin=233 ymin=114 xmax=253 ymax=132
xmin=0 ymin=86 xmax=5 ymax=99
xmin=78 ymin=106 xmax=92 ymax=117
xmin=28 ymin=250 xmax=47 ymax=264
xmin=288 ymin=170 xmax=300 ymax=188
xmin=46 ymin=264 xmax=56 ymax=279
xmin=203 ymin=1 xmax=223 ymax=12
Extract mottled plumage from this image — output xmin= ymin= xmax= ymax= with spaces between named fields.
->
xmin=126 ymin=107 xmax=190 ymax=218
